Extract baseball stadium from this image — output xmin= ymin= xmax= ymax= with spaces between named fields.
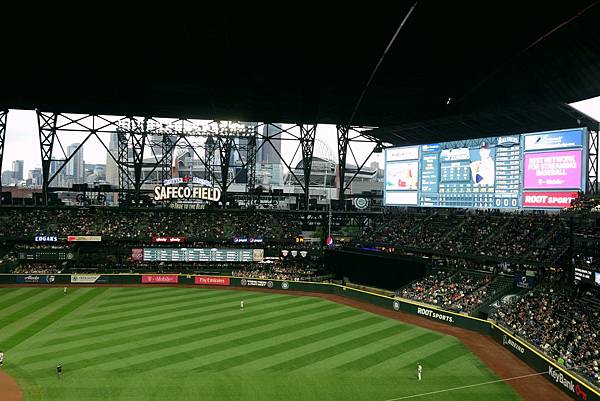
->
xmin=1 ymin=3 xmax=600 ymax=401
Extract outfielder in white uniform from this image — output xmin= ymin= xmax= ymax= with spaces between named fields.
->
xmin=240 ymin=300 xmax=244 ymax=311
xmin=417 ymin=363 xmax=422 ymax=381
xmin=0 ymin=351 xmax=4 ymax=366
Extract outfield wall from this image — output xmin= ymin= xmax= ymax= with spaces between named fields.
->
xmin=0 ymin=273 xmax=597 ymax=401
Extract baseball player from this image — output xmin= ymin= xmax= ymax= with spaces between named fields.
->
xmin=240 ymin=300 xmax=244 ymax=311
xmin=470 ymin=141 xmax=495 ymax=186
xmin=64 ymin=287 xmax=67 ymax=295
xmin=0 ymin=350 xmax=4 ymax=367
xmin=57 ymin=363 xmax=63 ymax=383
xmin=417 ymin=363 xmax=422 ymax=381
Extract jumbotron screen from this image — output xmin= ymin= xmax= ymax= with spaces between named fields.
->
xmin=136 ymin=248 xmax=263 ymax=262
xmin=384 ymin=128 xmax=587 ymax=209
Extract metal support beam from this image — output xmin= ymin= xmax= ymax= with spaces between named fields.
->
xmin=246 ymin=133 xmax=257 ymax=205
xmin=117 ymin=128 xmax=130 ymax=203
xmin=204 ymin=135 xmax=216 ymax=183
xmin=588 ymin=129 xmax=599 ymax=195
xmin=0 ymin=110 xmax=7 ymax=197
xmin=300 ymin=124 xmax=316 ymax=210
xmin=161 ymin=134 xmax=174 ymax=182
xmin=36 ymin=111 xmax=58 ymax=205
xmin=130 ymin=118 xmax=148 ymax=204
xmin=336 ymin=125 xmax=350 ymax=208
xmin=218 ymin=136 xmax=234 ymax=205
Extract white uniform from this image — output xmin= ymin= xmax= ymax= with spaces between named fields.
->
xmin=240 ymin=300 xmax=244 ymax=310
xmin=64 ymin=287 xmax=67 ymax=295
xmin=417 ymin=364 xmax=422 ymax=381
xmin=0 ymin=352 xmax=4 ymax=366
xmin=470 ymin=150 xmax=495 ymax=186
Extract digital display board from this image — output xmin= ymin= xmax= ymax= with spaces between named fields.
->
xmin=141 ymin=248 xmax=261 ymax=262
xmin=18 ymin=250 xmax=75 ymax=261
xmin=574 ymin=267 xmax=600 ymax=287
xmin=384 ymin=128 xmax=587 ymax=209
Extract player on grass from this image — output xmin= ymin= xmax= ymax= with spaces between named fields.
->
xmin=240 ymin=300 xmax=244 ymax=311
xmin=0 ymin=350 xmax=4 ymax=367
xmin=64 ymin=286 xmax=67 ymax=295
xmin=417 ymin=363 xmax=422 ymax=381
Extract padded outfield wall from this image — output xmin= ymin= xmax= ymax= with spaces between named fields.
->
xmin=0 ymin=273 xmax=597 ymax=401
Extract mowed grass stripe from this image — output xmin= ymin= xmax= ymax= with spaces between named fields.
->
xmin=287 ymin=325 xmax=427 ymax=372
xmin=0 ymin=287 xmax=19 ymax=302
xmin=83 ymin=289 xmax=235 ymax=317
xmin=1 ymin=288 xmax=107 ymax=351
xmin=336 ymin=332 xmax=441 ymax=371
xmin=0 ymin=288 xmax=39 ymax=310
xmin=195 ymin=315 xmax=390 ymax=372
xmin=265 ymin=324 xmax=414 ymax=372
xmin=26 ymin=299 xmax=341 ymax=371
xmin=37 ymin=293 xmax=304 ymax=348
xmin=103 ymin=287 xmax=176 ymax=301
xmin=24 ymin=296 xmax=320 ymax=360
xmin=399 ymin=342 xmax=467 ymax=370
xmin=0 ymin=289 xmax=62 ymax=329
xmin=115 ymin=307 xmax=361 ymax=374
xmin=62 ymin=291 xmax=272 ymax=330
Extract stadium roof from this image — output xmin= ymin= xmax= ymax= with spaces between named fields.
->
xmin=2 ymin=2 xmax=600 ymax=145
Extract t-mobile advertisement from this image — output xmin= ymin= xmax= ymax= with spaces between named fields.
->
xmin=524 ymin=150 xmax=582 ymax=190
xmin=522 ymin=192 xmax=579 ymax=209
xmin=141 ymin=275 xmax=179 ymax=284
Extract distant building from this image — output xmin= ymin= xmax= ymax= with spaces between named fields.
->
xmin=12 ymin=160 xmax=24 ymax=181
xmin=66 ymin=143 xmax=84 ymax=182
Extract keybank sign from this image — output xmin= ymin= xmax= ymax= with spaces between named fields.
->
xmin=416 ymin=307 xmax=454 ymax=323
xmin=548 ymin=366 xmax=589 ymax=400
xmin=502 ymin=334 xmax=525 ymax=354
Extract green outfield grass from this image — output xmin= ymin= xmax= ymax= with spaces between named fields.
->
xmin=0 ymin=287 xmax=522 ymax=401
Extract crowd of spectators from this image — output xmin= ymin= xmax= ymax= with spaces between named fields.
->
xmin=12 ymin=263 xmax=64 ymax=274
xmin=233 ymin=261 xmax=330 ymax=282
xmin=358 ymin=211 xmax=570 ymax=263
xmin=0 ymin=208 xmax=303 ymax=244
xmin=493 ymin=276 xmax=600 ymax=386
xmin=400 ymin=269 xmax=493 ymax=313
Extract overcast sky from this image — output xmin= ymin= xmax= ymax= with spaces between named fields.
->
xmin=2 ymin=95 xmax=600 ymax=176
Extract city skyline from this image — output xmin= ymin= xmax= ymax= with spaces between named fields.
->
xmin=2 ymin=97 xmax=599 ymax=181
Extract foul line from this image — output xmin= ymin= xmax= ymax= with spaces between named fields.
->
xmin=384 ymin=371 xmax=547 ymax=401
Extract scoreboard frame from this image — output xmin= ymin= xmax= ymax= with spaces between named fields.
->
xmin=384 ymin=127 xmax=587 ymax=210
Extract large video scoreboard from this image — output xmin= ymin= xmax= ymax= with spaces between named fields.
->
xmin=137 ymin=248 xmax=263 ymax=262
xmin=384 ymin=128 xmax=587 ymax=209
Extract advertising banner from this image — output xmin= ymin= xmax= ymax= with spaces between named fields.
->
xmin=70 ymin=275 xmax=108 ymax=284
xmin=34 ymin=235 xmax=58 ymax=242
xmin=16 ymin=275 xmax=56 ymax=284
xmin=233 ymin=237 xmax=263 ymax=244
xmin=240 ymin=278 xmax=274 ymax=288
xmin=152 ymin=236 xmax=186 ymax=243
xmin=67 ymin=235 xmax=102 ymax=242
xmin=522 ymin=191 xmax=578 ymax=208
xmin=194 ymin=276 xmax=230 ymax=286
xmin=141 ymin=275 xmax=179 ymax=284
xmin=385 ymin=161 xmax=419 ymax=191
xmin=386 ymin=146 xmax=419 ymax=161
xmin=384 ymin=191 xmax=418 ymax=206
xmin=131 ymin=248 xmax=143 ymax=261
xmin=513 ymin=274 xmax=536 ymax=289
xmin=492 ymin=326 xmax=599 ymax=401
xmin=524 ymin=129 xmax=584 ymax=151
xmin=523 ymin=150 xmax=582 ymax=190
